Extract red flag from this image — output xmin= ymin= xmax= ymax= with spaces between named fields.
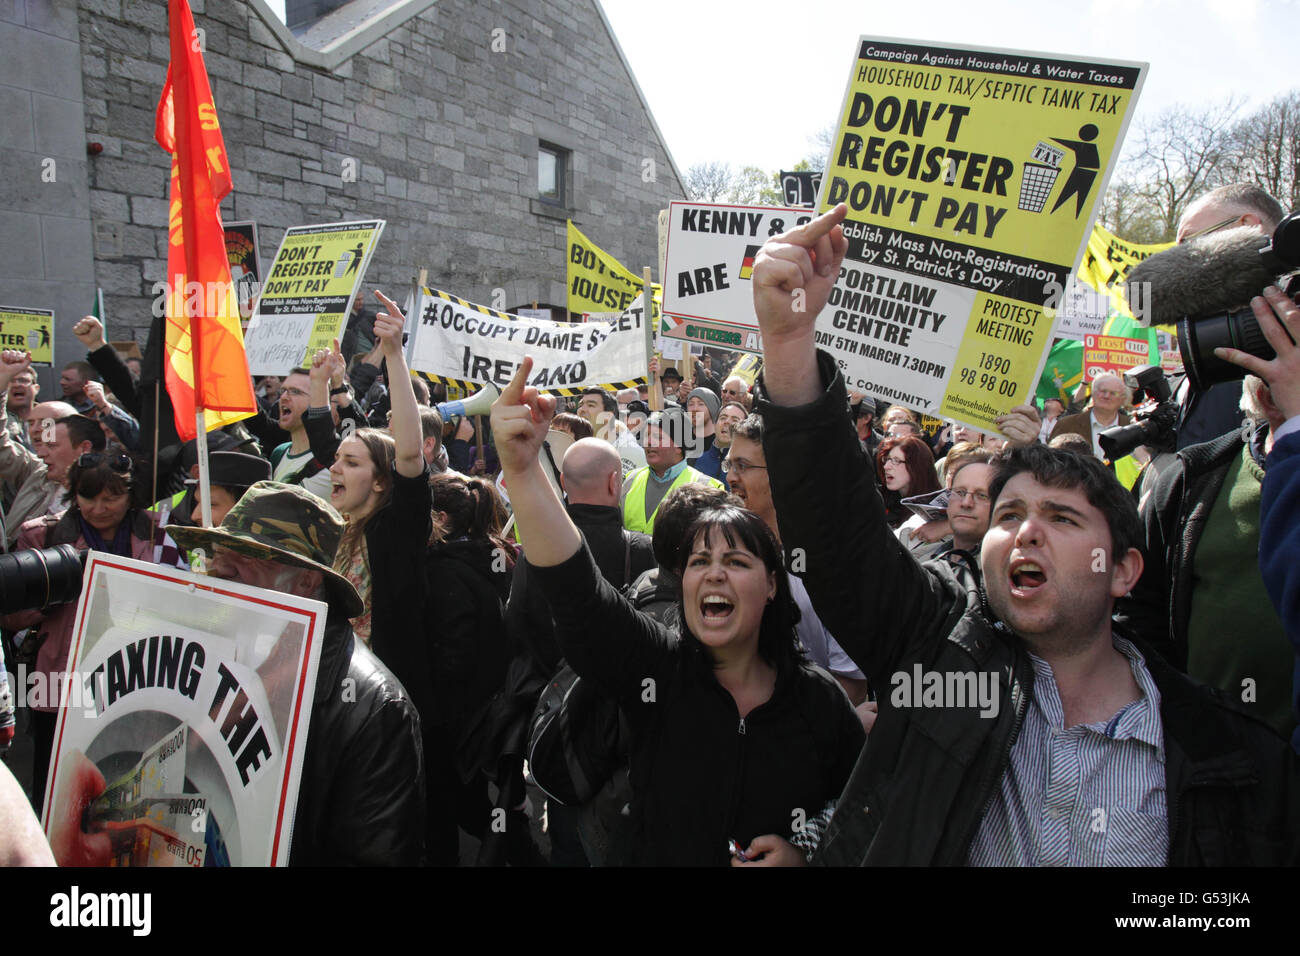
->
xmin=155 ymin=0 xmax=255 ymax=440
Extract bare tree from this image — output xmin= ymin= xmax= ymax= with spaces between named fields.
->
xmin=1222 ymin=91 xmax=1300 ymax=211
xmin=1120 ymin=96 xmax=1245 ymax=241
xmin=683 ymin=161 xmax=734 ymax=202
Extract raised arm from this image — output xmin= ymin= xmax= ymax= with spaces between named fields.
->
xmin=753 ymin=206 xmax=951 ymax=682
xmin=492 ymin=358 xmax=673 ymax=699
xmin=752 ymin=203 xmax=848 ymax=406
xmin=372 ymin=291 xmax=422 ymax=478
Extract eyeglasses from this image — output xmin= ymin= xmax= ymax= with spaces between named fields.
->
xmin=950 ymin=488 xmax=990 ymax=504
xmin=885 ymin=456 xmax=907 ymax=466
xmin=722 ymin=457 xmax=766 ymax=476
xmin=1180 ymin=215 xmax=1241 ymax=243
xmin=77 ymin=452 xmax=132 ymax=473
xmin=280 ymin=387 xmax=310 ymax=400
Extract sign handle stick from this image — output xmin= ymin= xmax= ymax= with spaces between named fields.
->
xmin=473 ymin=415 xmax=485 ymax=474
xmin=195 ymin=408 xmax=212 ymax=528
xmin=151 ymin=380 xmax=160 ymax=505
xmin=642 ymin=267 xmax=660 ymax=411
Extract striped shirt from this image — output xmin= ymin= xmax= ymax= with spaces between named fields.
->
xmin=968 ymin=636 xmax=1168 ymax=866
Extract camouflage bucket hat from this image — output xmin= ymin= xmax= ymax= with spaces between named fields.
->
xmin=165 ymin=480 xmax=364 ymax=618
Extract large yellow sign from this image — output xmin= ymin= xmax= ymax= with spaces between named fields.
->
xmin=817 ymin=37 xmax=1146 ymax=429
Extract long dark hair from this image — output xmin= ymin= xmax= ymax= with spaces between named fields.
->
xmin=672 ymin=504 xmax=804 ymax=673
xmin=429 ymin=473 xmax=512 ymax=555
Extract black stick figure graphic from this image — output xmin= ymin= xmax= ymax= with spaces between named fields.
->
xmin=343 ymin=241 xmax=364 ymax=276
xmin=1050 ymin=124 xmax=1100 ymax=218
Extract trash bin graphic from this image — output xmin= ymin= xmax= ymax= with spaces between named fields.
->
xmin=1018 ymin=141 xmax=1066 ymax=213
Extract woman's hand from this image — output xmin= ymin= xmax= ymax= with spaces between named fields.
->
xmin=729 ymin=834 xmax=807 ymax=867
xmin=491 ymin=357 xmax=553 ymax=477
xmin=372 ymin=290 xmax=407 ymax=361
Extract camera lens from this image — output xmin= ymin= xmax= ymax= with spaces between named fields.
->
xmin=1179 ymin=307 xmax=1275 ymax=392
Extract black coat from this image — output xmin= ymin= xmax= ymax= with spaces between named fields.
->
xmin=758 ymin=349 xmax=1300 ymax=866
xmin=289 ymin=614 xmax=425 ymax=866
xmin=506 ymin=502 xmax=654 ymax=677
xmin=530 ymin=542 xmax=864 ymax=866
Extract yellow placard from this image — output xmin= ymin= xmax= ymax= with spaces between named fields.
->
xmin=817 ymin=37 xmax=1146 ymax=430
xmin=0 ymin=306 xmax=54 ymax=366
xmin=245 ymin=220 xmax=384 ymax=373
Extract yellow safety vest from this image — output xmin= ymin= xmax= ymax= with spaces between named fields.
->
xmin=622 ymin=465 xmax=723 ymax=534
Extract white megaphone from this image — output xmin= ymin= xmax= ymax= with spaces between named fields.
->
xmin=436 ymin=381 xmax=500 ymax=419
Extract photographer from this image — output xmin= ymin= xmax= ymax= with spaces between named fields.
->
xmin=1217 ymin=286 xmax=1300 ymax=753
xmin=3 ymin=452 xmax=185 ymax=807
xmin=1116 ymin=357 xmax=1295 ymax=741
xmin=1172 ymin=185 xmax=1286 ymax=450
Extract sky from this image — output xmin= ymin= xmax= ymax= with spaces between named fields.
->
xmin=597 ymin=0 xmax=1300 ymax=179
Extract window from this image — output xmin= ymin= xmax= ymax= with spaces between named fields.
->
xmin=538 ymin=144 xmax=566 ymax=206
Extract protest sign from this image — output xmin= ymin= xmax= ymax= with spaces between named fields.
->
xmin=43 ymin=553 xmax=325 ymax=867
xmin=243 ymin=220 xmax=384 ymax=374
xmin=1051 ymin=223 xmax=1171 ymax=340
xmin=223 ymin=220 xmax=262 ymax=323
xmin=662 ymin=202 xmax=815 ymax=354
xmin=1083 ymin=333 xmax=1151 ymax=382
xmin=566 ymin=220 xmax=661 ymax=320
xmin=816 ymin=37 xmax=1145 ymax=429
xmin=407 ymin=287 xmax=650 ymax=395
xmin=0 ymin=306 xmax=54 ymax=365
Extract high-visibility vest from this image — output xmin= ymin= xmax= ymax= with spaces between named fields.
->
xmin=622 ymin=464 xmax=723 ymax=534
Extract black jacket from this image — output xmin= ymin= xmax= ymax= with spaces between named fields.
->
xmin=1115 ymin=425 xmax=1251 ymax=669
xmin=425 ymin=536 xmax=513 ymax=732
xmin=531 ymin=541 xmax=864 ymax=866
xmin=367 ymin=465 xmax=436 ymax=732
xmin=506 ymin=502 xmax=654 ymax=677
xmin=758 ymin=349 xmax=1300 ymax=866
xmin=289 ymin=613 xmax=425 ymax=866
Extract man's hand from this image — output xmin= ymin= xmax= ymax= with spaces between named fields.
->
xmin=72 ymin=316 xmax=107 ymax=351
xmin=913 ymin=517 xmax=951 ymax=543
xmin=327 ymin=337 xmax=347 ymax=387
xmin=83 ymin=380 xmax=110 ymax=413
xmin=753 ymin=203 xmax=848 ymax=344
xmin=729 ymin=834 xmax=807 ymax=867
xmin=372 ymin=290 xmax=406 ymax=360
xmin=856 ymin=699 xmax=878 ymax=734
xmin=994 ymin=404 xmax=1042 ymax=446
xmin=491 ymin=356 xmax=554 ymax=476
xmin=755 ymin=204 xmax=848 ymax=405
xmin=309 ymin=348 xmax=332 ymax=384
xmin=0 ymin=350 xmax=32 ymax=393
xmin=1215 ymin=286 xmax=1300 ymax=419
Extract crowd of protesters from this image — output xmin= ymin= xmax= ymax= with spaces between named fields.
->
xmin=1 ymin=181 xmax=1299 ymax=867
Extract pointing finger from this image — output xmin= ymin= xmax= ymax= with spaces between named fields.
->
xmin=501 ymin=355 xmax=534 ymax=405
xmin=779 ymin=203 xmax=848 ymax=249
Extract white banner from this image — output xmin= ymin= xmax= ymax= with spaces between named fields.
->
xmin=408 ymin=287 xmax=650 ymax=394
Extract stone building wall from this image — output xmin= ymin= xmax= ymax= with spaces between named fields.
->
xmin=6 ymin=0 xmax=684 ymax=372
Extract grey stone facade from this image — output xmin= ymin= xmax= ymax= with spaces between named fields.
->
xmin=1 ymin=0 xmax=684 ymax=382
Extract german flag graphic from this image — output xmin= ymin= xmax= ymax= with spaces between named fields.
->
xmin=738 ymin=244 xmax=761 ymax=281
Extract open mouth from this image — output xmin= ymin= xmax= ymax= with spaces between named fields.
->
xmin=1009 ymin=559 xmax=1047 ymax=593
xmin=700 ymin=594 xmax=734 ymax=620
xmin=330 ymin=482 xmax=345 ymax=496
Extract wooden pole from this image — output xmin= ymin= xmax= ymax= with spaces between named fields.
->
xmin=151 ymin=379 xmax=161 ymax=506
xmin=643 ymin=267 xmax=661 ymax=412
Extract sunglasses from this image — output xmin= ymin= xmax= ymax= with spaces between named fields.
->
xmin=77 ymin=452 xmax=132 ymax=474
